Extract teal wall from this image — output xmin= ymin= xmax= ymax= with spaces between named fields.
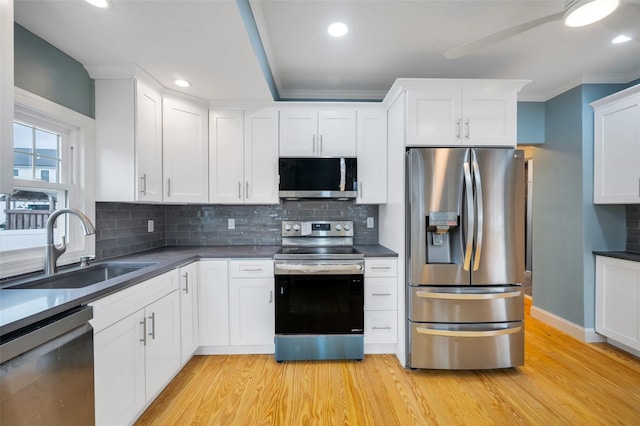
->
xmin=532 ymin=83 xmax=627 ymax=328
xmin=517 ymin=102 xmax=545 ymax=144
xmin=14 ymin=24 xmax=94 ymax=118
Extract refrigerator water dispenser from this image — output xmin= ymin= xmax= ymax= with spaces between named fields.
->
xmin=426 ymin=211 xmax=458 ymax=263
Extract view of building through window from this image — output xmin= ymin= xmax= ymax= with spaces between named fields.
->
xmin=0 ymin=122 xmax=67 ymax=252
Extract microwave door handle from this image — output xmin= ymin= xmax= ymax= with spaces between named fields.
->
xmin=463 ymin=152 xmax=474 ymax=272
xmin=472 ymin=150 xmax=483 ymax=271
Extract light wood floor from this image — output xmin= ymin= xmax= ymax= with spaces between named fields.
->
xmin=136 ymin=299 xmax=640 ymax=425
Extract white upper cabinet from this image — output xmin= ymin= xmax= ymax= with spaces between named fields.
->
xmin=162 ymin=96 xmax=209 ymax=203
xmin=386 ymin=79 xmax=528 ymax=148
xmin=95 ymin=78 xmax=162 ymax=202
xmin=0 ymin=0 xmax=14 ymax=194
xmin=280 ymin=109 xmax=356 ymax=157
xmin=135 ymin=80 xmax=163 ymax=202
xmin=209 ymin=109 xmax=279 ymax=204
xmin=95 ymin=76 xmax=209 ymax=203
xmin=406 ymin=87 xmax=517 ymax=147
xmin=356 ymin=109 xmax=387 ymax=204
xmin=592 ymin=85 xmax=640 ymax=204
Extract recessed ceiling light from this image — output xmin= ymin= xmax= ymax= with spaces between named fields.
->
xmin=174 ymin=79 xmax=191 ymax=88
xmin=612 ymin=34 xmax=632 ymax=44
xmin=328 ymin=22 xmax=348 ymax=37
xmin=564 ymin=0 xmax=619 ymax=28
xmin=86 ymin=0 xmax=111 ymax=9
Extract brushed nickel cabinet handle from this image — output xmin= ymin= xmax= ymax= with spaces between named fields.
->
xmin=167 ymin=178 xmax=171 ymax=197
xmin=148 ymin=312 xmax=156 ymax=340
xmin=140 ymin=174 xmax=147 ymax=195
xmin=238 ymin=182 xmax=242 ymax=199
xmin=140 ymin=318 xmax=147 ymax=346
xmin=246 ymin=181 xmax=249 ymax=199
xmin=371 ymin=293 xmax=393 ymax=296
xmin=372 ymin=326 xmax=392 ymax=330
xmin=182 ymin=273 xmax=189 ymax=293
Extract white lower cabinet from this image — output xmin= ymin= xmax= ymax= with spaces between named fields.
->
xmin=364 ymin=258 xmax=398 ymax=351
xmin=229 ymin=259 xmax=275 ymax=346
xmin=179 ymin=262 xmax=199 ymax=364
xmin=198 ymin=260 xmax=230 ymax=346
xmin=91 ymin=271 xmax=181 ymax=426
xmin=198 ymin=259 xmax=275 ymax=354
xmin=596 ymin=255 xmax=640 ymax=353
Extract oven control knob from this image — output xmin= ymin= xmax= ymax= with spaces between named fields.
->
xmin=293 ymin=224 xmax=300 ymax=231
xmin=284 ymin=224 xmax=292 ymax=231
xmin=335 ymin=224 xmax=342 ymax=231
xmin=344 ymin=223 xmax=351 ymax=231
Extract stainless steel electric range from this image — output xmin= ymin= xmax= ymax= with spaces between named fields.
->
xmin=273 ymin=220 xmax=365 ymax=362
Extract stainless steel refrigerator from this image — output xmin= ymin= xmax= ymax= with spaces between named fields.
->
xmin=406 ymin=147 xmax=525 ymax=369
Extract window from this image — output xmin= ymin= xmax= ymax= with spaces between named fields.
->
xmin=0 ymin=88 xmax=95 ymax=278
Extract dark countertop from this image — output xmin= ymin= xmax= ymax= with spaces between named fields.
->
xmin=0 ymin=244 xmax=396 ymax=337
xmin=594 ymin=251 xmax=640 ymax=263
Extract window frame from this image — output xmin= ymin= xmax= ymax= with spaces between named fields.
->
xmin=0 ymin=88 xmax=95 ymax=279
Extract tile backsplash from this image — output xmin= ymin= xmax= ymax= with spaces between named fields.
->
xmin=627 ymin=204 xmax=640 ymax=253
xmin=96 ymin=201 xmax=379 ymax=260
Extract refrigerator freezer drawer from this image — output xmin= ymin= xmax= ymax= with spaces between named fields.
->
xmin=409 ymin=286 xmax=523 ymax=323
xmin=407 ymin=321 xmax=524 ymax=369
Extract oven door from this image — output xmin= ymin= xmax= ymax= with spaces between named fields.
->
xmin=275 ymin=274 xmax=364 ymax=335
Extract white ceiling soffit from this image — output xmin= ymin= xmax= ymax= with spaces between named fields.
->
xmin=13 ymin=0 xmax=640 ymax=103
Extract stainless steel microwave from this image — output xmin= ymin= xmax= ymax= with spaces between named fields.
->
xmin=278 ymin=157 xmax=357 ymax=199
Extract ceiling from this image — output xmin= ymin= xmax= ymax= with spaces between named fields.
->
xmin=14 ymin=0 xmax=640 ymax=103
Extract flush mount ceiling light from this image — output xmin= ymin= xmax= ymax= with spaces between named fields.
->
xmin=174 ymin=79 xmax=191 ymax=88
xmin=612 ymin=34 xmax=632 ymax=43
xmin=328 ymin=22 xmax=348 ymax=37
xmin=86 ymin=0 xmax=111 ymax=8
xmin=564 ymin=0 xmax=620 ymax=27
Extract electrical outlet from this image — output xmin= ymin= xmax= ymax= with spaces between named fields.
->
xmin=147 ymin=220 xmax=154 ymax=232
xmin=228 ymin=218 xmax=235 ymax=230
xmin=366 ymin=217 xmax=374 ymax=228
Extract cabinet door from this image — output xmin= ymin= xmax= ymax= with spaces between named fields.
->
xmin=279 ymin=109 xmax=317 ymax=156
xmin=596 ymin=256 xmax=640 ymax=350
xmin=229 ymin=276 xmax=275 ymax=346
xmin=356 ymin=109 xmax=387 ymax=204
xmin=463 ymin=89 xmax=517 ymax=147
xmin=144 ymin=290 xmax=181 ymax=400
xmin=163 ymin=96 xmax=208 ymax=203
xmin=318 ymin=110 xmax=357 ymax=156
xmin=406 ymin=88 xmax=462 ymax=146
xmin=244 ymin=110 xmax=279 ymax=204
xmin=94 ymin=310 xmax=146 ymax=426
xmin=198 ymin=260 xmax=230 ymax=346
xmin=594 ymin=95 xmax=640 ymax=203
xmin=209 ymin=110 xmax=245 ymax=203
xmin=135 ymin=80 xmax=163 ymax=202
xmin=179 ymin=262 xmax=199 ymax=364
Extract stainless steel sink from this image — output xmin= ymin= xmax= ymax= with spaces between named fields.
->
xmin=7 ymin=262 xmax=157 ymax=290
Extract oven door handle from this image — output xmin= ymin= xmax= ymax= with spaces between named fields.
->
xmin=275 ymin=264 xmax=364 ymax=274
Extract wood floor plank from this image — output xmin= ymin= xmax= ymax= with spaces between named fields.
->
xmin=136 ymin=299 xmax=640 ymax=425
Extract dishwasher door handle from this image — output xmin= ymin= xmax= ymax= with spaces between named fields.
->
xmin=0 ymin=306 xmax=93 ymax=363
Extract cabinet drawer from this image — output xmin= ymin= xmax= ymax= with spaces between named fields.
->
xmin=365 ymin=277 xmax=397 ymax=311
xmin=365 ymin=258 xmax=397 ymax=277
xmin=229 ymin=259 xmax=274 ymax=278
xmin=90 ymin=270 xmax=179 ymax=333
xmin=364 ymin=311 xmax=397 ymax=344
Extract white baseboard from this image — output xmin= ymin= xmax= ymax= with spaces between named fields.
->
xmin=530 ymin=305 xmax=606 ymax=343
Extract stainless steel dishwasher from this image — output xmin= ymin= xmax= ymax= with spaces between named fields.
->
xmin=0 ymin=305 xmax=95 ymax=425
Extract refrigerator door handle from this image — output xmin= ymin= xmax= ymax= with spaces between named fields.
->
xmin=463 ymin=154 xmax=474 ymax=271
xmin=415 ymin=290 xmax=522 ymax=300
xmin=416 ymin=325 xmax=522 ymax=338
xmin=471 ymin=150 xmax=484 ymax=271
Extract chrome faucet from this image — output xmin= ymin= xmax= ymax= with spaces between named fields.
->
xmin=45 ymin=208 xmax=96 ymax=275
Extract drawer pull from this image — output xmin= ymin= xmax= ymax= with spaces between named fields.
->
xmin=416 ymin=290 xmax=521 ymax=300
xmin=416 ymin=326 xmax=522 ymax=338
xmin=241 ymin=268 xmax=264 ymax=272
xmin=372 ymin=326 xmax=393 ymax=330
xmin=370 ymin=266 xmax=391 ymax=270
xmin=371 ymin=293 xmax=392 ymax=296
